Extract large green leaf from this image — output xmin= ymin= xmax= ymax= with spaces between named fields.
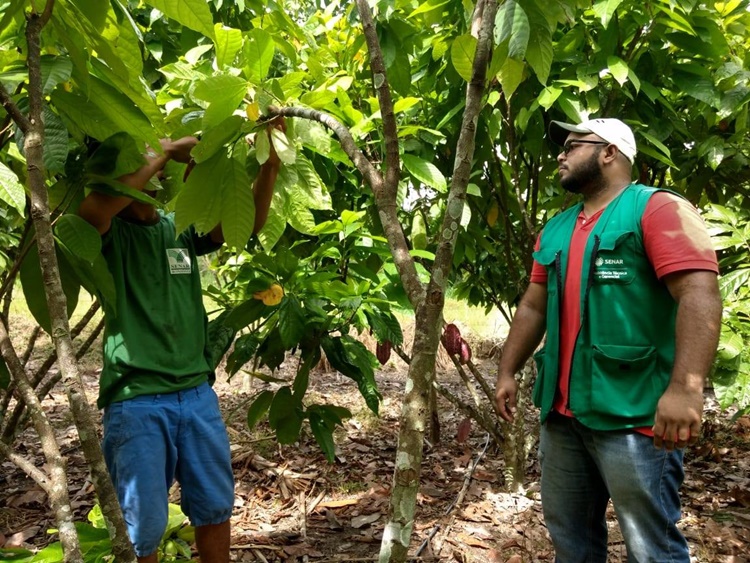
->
xmin=525 ymin=27 xmax=553 ymax=85
xmin=83 ymin=76 xmax=161 ymax=149
xmin=214 ymin=24 xmax=243 ymax=69
xmin=268 ymin=386 xmax=303 ymax=444
xmin=225 ymin=299 xmax=267 ymax=331
xmin=257 ymin=189 xmax=287 ymax=251
xmin=244 ymin=28 xmax=275 ymax=84
xmin=321 ymin=335 xmax=381 ymax=414
xmin=498 ymin=57 xmax=525 ymax=100
xmin=20 ymin=244 xmax=80 ymax=334
xmin=0 ymin=161 xmax=26 ymax=213
xmin=85 ymin=132 xmax=145 ymax=178
xmin=55 ymin=215 xmax=101 ymax=265
xmin=278 ymin=295 xmax=306 ymax=349
xmin=450 ymin=34 xmax=477 ymax=83
xmin=495 ymin=0 xmax=530 ymax=60
xmin=174 ymin=151 xmax=225 ymax=236
xmin=247 ymin=390 xmax=274 ymax=429
xmin=58 ymin=248 xmax=116 ymax=314
xmin=402 ymin=154 xmax=447 ymax=192
xmin=220 ymin=151 xmax=254 ymax=250
xmin=193 ymin=116 xmax=243 ymax=164
xmin=145 ymin=0 xmax=215 ymax=39
xmin=607 ymin=56 xmax=630 ymax=87
xmin=52 ymin=90 xmax=120 ymax=142
xmin=593 ymin=0 xmax=625 ymax=27
xmin=309 ymin=412 xmax=336 ymax=462
xmin=293 ymin=156 xmax=332 ymax=210
xmin=270 ymin=128 xmax=296 ymax=165
xmin=40 ymin=55 xmax=73 ymax=95
xmin=193 ymin=74 xmax=248 ymax=130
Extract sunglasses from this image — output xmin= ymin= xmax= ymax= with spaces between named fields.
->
xmin=562 ymin=140 xmax=610 ymax=155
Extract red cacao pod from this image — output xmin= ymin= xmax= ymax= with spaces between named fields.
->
xmin=441 ymin=323 xmax=462 ymax=356
xmin=376 ymin=340 xmax=392 ymax=365
xmin=458 ymin=338 xmax=472 ymax=364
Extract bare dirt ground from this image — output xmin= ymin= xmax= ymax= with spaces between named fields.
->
xmin=1 ymin=329 xmax=749 ymax=562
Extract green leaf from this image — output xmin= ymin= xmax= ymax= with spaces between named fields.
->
xmin=52 ymin=90 xmax=120 ymax=143
xmin=270 ymin=128 xmax=296 ymax=165
xmin=698 ymin=137 xmax=726 ymax=170
xmin=87 ymin=178 xmax=161 ymax=206
xmin=364 ymin=310 xmax=404 ymax=346
xmin=40 ymin=55 xmax=73 ymax=95
xmin=214 ymin=24 xmax=243 ymax=69
xmin=41 ymin=106 xmax=69 ymax=173
xmin=525 ymin=28 xmax=553 ymax=85
xmin=537 ymin=85 xmax=562 ymax=110
xmin=498 ymin=57 xmax=525 ymax=99
xmin=174 ymin=151 xmax=225 ymax=236
xmin=592 ymin=0 xmax=625 ymax=27
xmin=85 ymin=132 xmax=144 ymax=178
xmin=402 ymin=154 xmax=447 ymax=192
xmin=294 ymin=156 xmax=332 ymax=210
xmin=55 ymin=215 xmax=101 ymax=265
xmin=225 ymin=299 xmax=267 ymax=331
xmin=194 ymin=74 xmax=248 ymax=130
xmin=59 ymin=248 xmax=116 ymax=313
xmin=85 ymin=76 xmax=162 ymax=150
xmin=268 ymin=386 xmax=303 ymax=444
xmin=278 ymin=295 xmax=306 ymax=349
xmin=145 ymin=0 xmax=215 ymax=39
xmin=247 ymin=390 xmax=274 ymax=429
xmin=0 ymin=161 xmax=26 ymax=213
xmin=451 ymin=34 xmax=477 ymax=83
xmin=309 ymin=412 xmax=336 ymax=462
xmin=321 ymin=335 xmax=381 ymax=414
xmin=244 ymin=28 xmax=275 ymax=84
xmin=192 ymin=116 xmax=243 ymax=164
xmin=220 ymin=153 xmax=254 ymax=250
xmin=20 ymin=244 xmax=79 ymax=334
xmin=495 ymin=0 xmax=530 ymax=59
xmin=607 ymin=56 xmax=629 ymax=87
xmin=256 ymin=129 xmax=271 ymax=165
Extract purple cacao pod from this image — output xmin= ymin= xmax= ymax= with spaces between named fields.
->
xmin=441 ymin=323 xmax=462 ymax=356
xmin=376 ymin=340 xmax=392 ymax=365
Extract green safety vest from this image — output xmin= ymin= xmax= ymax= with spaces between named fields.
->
xmin=532 ymin=184 xmax=677 ymax=430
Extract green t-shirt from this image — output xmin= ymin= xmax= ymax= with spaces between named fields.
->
xmin=97 ymin=213 xmax=220 ymax=408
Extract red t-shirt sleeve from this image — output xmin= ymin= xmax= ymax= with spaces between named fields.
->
xmin=641 ymin=192 xmax=719 ymax=279
xmin=530 ymin=232 xmax=547 ymax=284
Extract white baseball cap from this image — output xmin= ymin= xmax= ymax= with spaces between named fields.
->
xmin=549 ymin=118 xmax=637 ymax=163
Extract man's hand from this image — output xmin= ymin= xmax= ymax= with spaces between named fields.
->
xmin=495 ymin=372 xmax=518 ymax=422
xmin=160 ymin=136 xmax=199 ymax=163
xmin=652 ymin=382 xmax=704 ymax=451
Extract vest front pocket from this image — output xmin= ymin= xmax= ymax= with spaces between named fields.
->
xmin=590 ymin=344 xmax=659 ymax=419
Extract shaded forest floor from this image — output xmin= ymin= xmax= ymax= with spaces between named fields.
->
xmin=1 ymin=333 xmax=749 ymax=562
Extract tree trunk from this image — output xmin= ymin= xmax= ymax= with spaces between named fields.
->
xmin=16 ymin=6 xmax=138 ymax=562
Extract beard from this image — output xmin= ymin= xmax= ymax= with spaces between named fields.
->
xmin=560 ymin=150 xmax=604 ymax=194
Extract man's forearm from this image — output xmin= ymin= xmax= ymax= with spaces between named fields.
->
xmin=497 ymin=283 xmax=548 ymax=378
xmin=670 ymin=281 xmax=722 ymax=390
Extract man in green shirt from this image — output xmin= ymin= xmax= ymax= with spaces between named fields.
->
xmin=79 ymin=122 xmax=283 ymax=563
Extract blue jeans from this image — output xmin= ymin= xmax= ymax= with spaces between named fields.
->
xmin=102 ymin=383 xmax=234 ymax=557
xmin=539 ymin=413 xmax=689 ymax=563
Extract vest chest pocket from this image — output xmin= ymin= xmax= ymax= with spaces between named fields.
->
xmin=593 ymin=230 xmax=636 ymax=285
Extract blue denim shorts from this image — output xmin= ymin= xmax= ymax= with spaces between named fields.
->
xmin=102 ymin=382 xmax=234 ymax=557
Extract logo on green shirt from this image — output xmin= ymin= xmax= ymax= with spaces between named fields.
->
xmin=166 ymin=248 xmax=192 ymax=274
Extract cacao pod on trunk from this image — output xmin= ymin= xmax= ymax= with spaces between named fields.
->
xmin=441 ymin=323 xmax=462 ymax=355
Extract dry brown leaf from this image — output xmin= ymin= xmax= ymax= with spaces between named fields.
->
xmin=351 ymin=512 xmax=380 ymax=529
xmin=317 ymin=498 xmax=359 ymax=509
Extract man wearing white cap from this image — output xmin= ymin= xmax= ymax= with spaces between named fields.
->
xmin=494 ymin=117 xmax=722 ymax=561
